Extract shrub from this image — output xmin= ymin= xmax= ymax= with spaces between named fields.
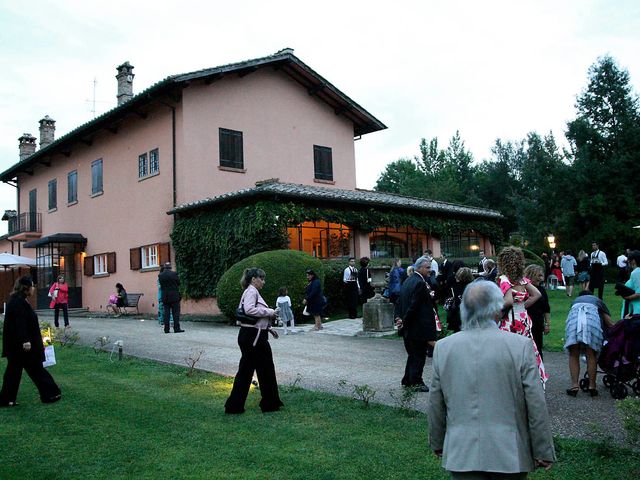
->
xmin=216 ymin=250 xmax=323 ymax=321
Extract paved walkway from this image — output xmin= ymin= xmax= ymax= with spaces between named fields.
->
xmin=42 ymin=312 xmax=627 ymax=443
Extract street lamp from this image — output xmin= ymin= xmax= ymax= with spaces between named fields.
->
xmin=546 ymin=234 xmax=555 ymax=245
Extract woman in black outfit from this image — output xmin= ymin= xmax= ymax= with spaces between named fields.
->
xmin=0 ymin=276 xmax=61 ymax=407
xmin=524 ymin=264 xmax=550 ymax=360
xmin=225 ymin=268 xmax=283 ymax=414
xmin=445 ymin=267 xmax=474 ymax=333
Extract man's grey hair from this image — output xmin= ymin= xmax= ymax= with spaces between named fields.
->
xmin=414 ymin=256 xmax=431 ymax=269
xmin=460 ymin=280 xmax=504 ymax=330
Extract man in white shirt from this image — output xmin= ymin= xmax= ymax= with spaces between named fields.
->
xmin=589 ymin=242 xmax=608 ymax=299
xmin=343 ymin=257 xmax=359 ymax=319
xmin=478 ymin=250 xmax=487 ymax=276
xmin=617 ymin=250 xmax=629 ymax=283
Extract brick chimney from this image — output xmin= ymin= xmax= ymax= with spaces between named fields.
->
xmin=116 ymin=61 xmax=135 ymax=106
xmin=39 ymin=115 xmax=56 ymax=148
xmin=18 ymin=133 xmax=37 ymax=161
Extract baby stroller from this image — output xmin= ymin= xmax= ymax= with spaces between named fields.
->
xmin=583 ymin=314 xmax=640 ymax=399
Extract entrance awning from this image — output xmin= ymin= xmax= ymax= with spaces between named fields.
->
xmin=24 ymin=233 xmax=87 ymax=248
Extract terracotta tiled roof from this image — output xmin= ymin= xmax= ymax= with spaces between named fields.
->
xmin=1 ymin=49 xmax=386 ymax=182
xmin=168 ymin=180 xmax=502 ymax=220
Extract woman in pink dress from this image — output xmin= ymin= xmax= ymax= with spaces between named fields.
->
xmin=497 ymin=247 xmax=548 ymax=385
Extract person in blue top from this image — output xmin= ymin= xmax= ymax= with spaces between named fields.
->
xmin=388 ymin=258 xmax=405 ymax=305
xmin=303 ymin=269 xmax=326 ymax=331
xmin=621 ymin=250 xmax=640 ymax=317
xmin=561 ymin=250 xmax=578 ymax=297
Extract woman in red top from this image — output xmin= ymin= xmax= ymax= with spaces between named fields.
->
xmin=48 ymin=275 xmax=69 ymax=328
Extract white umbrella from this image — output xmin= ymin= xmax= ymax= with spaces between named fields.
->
xmin=0 ymin=252 xmax=36 ymax=267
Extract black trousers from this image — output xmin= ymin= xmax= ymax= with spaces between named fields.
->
xmin=0 ymin=353 xmax=61 ymax=404
xmin=54 ymin=303 xmax=69 ymax=327
xmin=401 ymin=336 xmax=429 ymax=387
xmin=163 ymin=301 xmax=181 ymax=332
xmin=225 ymin=327 xmax=283 ymax=414
xmin=531 ymin=317 xmax=544 ymax=361
xmin=344 ymin=282 xmax=359 ymax=319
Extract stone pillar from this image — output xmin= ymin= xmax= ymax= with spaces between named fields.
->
xmin=353 ymin=229 xmax=370 ymax=259
xmin=39 ymin=115 xmax=56 ymax=148
xmin=362 ymin=265 xmax=395 ymax=332
xmin=18 ymin=133 xmax=37 ymax=161
xmin=116 ymin=61 xmax=135 ymax=106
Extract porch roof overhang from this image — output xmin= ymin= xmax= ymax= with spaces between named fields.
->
xmin=167 ymin=180 xmax=503 ymax=221
xmin=24 ymin=233 xmax=88 ymax=248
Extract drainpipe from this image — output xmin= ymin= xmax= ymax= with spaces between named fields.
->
xmin=155 ymin=98 xmax=177 ymax=208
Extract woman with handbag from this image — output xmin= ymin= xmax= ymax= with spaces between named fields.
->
xmin=1 ymin=276 xmax=61 ymax=407
xmin=497 ymin=247 xmax=548 ymax=386
xmin=48 ymin=275 xmax=70 ymax=328
xmin=225 ymin=268 xmax=283 ymax=414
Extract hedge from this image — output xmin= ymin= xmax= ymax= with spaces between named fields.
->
xmin=216 ymin=250 xmax=323 ymax=321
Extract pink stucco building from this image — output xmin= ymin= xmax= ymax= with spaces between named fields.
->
xmin=1 ymin=49 xmax=500 ymax=314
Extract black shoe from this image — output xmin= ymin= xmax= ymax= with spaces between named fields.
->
xmin=589 ymin=388 xmax=599 ymax=397
xmin=566 ymin=387 xmax=579 ymax=397
xmin=164 ymin=330 xmax=170 ymax=334
xmin=42 ymin=394 xmax=61 ymax=404
xmin=174 ymin=329 xmax=185 ymax=333
xmin=415 ymin=385 xmax=430 ymax=392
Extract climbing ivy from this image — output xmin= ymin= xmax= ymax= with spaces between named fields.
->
xmin=171 ymin=200 xmax=502 ymax=299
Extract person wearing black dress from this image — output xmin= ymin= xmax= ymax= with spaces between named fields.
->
xmin=524 ymin=265 xmax=550 ymax=360
xmin=0 ymin=276 xmax=61 ymax=407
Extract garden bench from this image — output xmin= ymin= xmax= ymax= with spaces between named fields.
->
xmin=121 ymin=293 xmax=144 ymax=315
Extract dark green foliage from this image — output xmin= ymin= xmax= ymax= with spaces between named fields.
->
xmin=172 ymin=201 xmax=501 ymax=299
xmin=319 ymin=259 xmax=351 ymax=314
xmin=564 ymin=55 xmax=640 ymax=253
xmin=216 ymin=250 xmax=323 ymax=320
xmin=172 ymin=204 xmax=289 ymax=299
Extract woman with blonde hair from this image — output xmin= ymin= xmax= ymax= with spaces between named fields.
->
xmin=498 ymin=247 xmax=548 ymax=385
xmin=576 ymin=250 xmax=591 ymax=292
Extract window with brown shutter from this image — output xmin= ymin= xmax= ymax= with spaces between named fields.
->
xmin=158 ymin=242 xmax=170 ymax=265
xmin=107 ymin=252 xmax=116 ymax=273
xmin=84 ymin=255 xmax=94 ymax=276
xmin=130 ymin=247 xmax=141 ymax=270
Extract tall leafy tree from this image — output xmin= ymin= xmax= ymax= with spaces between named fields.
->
xmin=565 ymin=55 xmax=640 ymax=252
xmin=374 ymin=158 xmax=426 ymax=196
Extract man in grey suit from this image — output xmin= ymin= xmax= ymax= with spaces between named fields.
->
xmin=428 ymin=281 xmax=555 ymax=479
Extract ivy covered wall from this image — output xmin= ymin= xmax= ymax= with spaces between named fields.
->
xmin=171 ymin=200 xmax=502 ymax=299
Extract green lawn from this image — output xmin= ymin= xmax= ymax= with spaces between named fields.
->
xmin=0 ymin=345 xmax=638 ymax=479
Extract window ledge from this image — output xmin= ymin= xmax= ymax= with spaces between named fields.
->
xmin=138 ymin=171 xmax=160 ymax=182
xmin=90 ymin=191 xmax=104 ymax=198
xmin=218 ymin=166 xmax=246 ymax=173
xmin=48 ymin=207 xmax=58 ymax=213
xmin=314 ymin=178 xmax=335 ymax=185
xmin=140 ymin=266 xmax=160 ymax=272
xmin=93 ymin=273 xmax=110 ymax=278
xmin=67 ymin=200 xmax=78 ymax=207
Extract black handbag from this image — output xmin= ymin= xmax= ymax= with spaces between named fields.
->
xmin=235 ymin=305 xmax=261 ymax=325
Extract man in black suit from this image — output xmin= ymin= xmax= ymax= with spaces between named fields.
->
xmin=158 ymin=262 xmax=184 ymax=333
xmin=394 ymin=256 xmax=437 ymax=392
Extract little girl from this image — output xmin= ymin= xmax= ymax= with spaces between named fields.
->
xmin=276 ymin=287 xmax=295 ymax=335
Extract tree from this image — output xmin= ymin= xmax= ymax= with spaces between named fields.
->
xmin=565 ymin=55 xmax=640 ymax=252
xmin=374 ymin=158 xmax=426 ymax=196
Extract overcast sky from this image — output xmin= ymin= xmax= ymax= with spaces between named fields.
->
xmin=1 ymin=0 xmax=639 ymax=235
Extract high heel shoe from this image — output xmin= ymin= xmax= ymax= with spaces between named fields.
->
xmin=566 ymin=387 xmax=579 ymax=397
xmin=589 ymin=388 xmax=598 ymax=397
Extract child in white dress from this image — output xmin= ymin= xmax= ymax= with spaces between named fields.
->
xmin=276 ymin=287 xmax=295 ymax=335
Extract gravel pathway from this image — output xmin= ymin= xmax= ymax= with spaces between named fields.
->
xmin=46 ymin=313 xmax=629 ymax=443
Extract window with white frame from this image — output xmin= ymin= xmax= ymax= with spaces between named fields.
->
xmin=141 ymin=244 xmax=159 ymax=268
xmin=94 ymin=253 xmax=108 ymax=275
xmin=138 ymin=148 xmax=159 ymax=179
xmin=138 ymin=153 xmax=148 ymax=178
xmin=149 ymin=149 xmax=159 ymax=174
